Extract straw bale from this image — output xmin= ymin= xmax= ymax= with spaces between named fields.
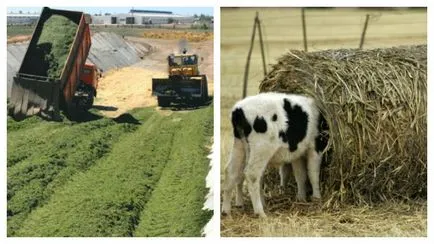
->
xmin=259 ymin=45 xmax=427 ymax=207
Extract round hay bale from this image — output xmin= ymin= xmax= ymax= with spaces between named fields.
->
xmin=259 ymin=45 xmax=427 ymax=208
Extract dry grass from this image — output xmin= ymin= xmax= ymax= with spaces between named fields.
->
xmin=143 ymin=30 xmax=213 ymax=42
xmin=220 ymin=7 xmax=427 ymax=237
xmin=7 ymin=35 xmax=31 ymax=44
xmin=93 ymin=67 xmax=166 ymax=117
xmin=221 ymin=200 xmax=427 ymax=237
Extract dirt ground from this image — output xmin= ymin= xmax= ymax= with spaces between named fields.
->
xmin=142 ymin=31 xmax=213 ymax=42
xmin=7 ymin=35 xmax=31 ymax=44
xmin=93 ymin=37 xmax=214 ymax=117
xmin=221 ymin=200 xmax=427 ymax=237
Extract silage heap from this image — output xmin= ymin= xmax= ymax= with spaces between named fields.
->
xmin=32 ymin=14 xmax=77 ymax=78
xmin=260 ymin=45 xmax=427 ymax=207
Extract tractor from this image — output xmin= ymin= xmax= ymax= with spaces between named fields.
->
xmin=152 ymin=49 xmax=208 ymax=107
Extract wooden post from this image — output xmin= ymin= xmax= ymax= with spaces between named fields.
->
xmin=256 ymin=14 xmax=267 ymax=77
xmin=301 ymin=8 xmax=308 ymax=52
xmin=243 ymin=12 xmax=258 ymax=98
xmin=359 ymin=14 xmax=370 ymax=49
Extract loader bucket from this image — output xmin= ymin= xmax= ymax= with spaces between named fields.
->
xmin=8 ymin=74 xmax=61 ymax=121
xmin=152 ymin=75 xmax=206 ymax=98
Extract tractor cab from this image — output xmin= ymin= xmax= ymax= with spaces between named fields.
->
xmin=167 ymin=54 xmax=200 ymax=77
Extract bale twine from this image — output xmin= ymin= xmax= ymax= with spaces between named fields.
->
xmin=259 ymin=45 xmax=427 ymax=208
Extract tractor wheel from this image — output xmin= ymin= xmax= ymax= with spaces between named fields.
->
xmin=201 ymin=75 xmax=209 ymax=105
xmin=158 ymin=97 xmax=171 ymax=107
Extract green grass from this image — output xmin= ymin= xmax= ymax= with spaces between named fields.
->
xmin=11 ymin=106 xmax=212 ymax=237
xmin=90 ymin=25 xmax=213 ymax=37
xmin=31 ymin=15 xmax=77 ymax=78
xmin=7 ymin=113 xmax=142 ymax=236
xmin=7 ymin=25 xmax=35 ymax=37
xmin=135 ymin=107 xmax=213 ymax=237
xmin=7 ymin=24 xmax=212 ymax=39
xmin=7 ymin=115 xmax=44 ymax=132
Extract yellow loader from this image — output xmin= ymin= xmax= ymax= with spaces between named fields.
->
xmin=152 ymin=50 xmax=208 ymax=107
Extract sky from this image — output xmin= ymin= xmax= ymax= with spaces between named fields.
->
xmin=7 ymin=7 xmax=213 ymax=16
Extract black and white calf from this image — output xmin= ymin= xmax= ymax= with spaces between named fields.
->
xmin=222 ymin=92 xmax=328 ymax=217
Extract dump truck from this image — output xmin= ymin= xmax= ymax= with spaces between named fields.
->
xmin=152 ymin=50 xmax=208 ymax=107
xmin=8 ymin=7 xmax=98 ymax=121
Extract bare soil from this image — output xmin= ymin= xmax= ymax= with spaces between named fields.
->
xmin=93 ymin=67 xmax=165 ymax=117
xmin=142 ymin=31 xmax=213 ymax=42
xmin=7 ymin=35 xmax=31 ymax=44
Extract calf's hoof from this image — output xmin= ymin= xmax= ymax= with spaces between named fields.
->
xmin=253 ymin=212 xmax=267 ymax=218
xmin=296 ymin=194 xmax=307 ymax=202
xmin=311 ymin=197 xmax=322 ymax=203
xmin=221 ymin=211 xmax=231 ymax=217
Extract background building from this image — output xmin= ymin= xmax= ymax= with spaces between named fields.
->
xmin=91 ymin=9 xmax=195 ymax=25
xmin=7 ymin=13 xmax=39 ymax=25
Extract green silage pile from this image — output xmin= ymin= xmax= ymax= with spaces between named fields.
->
xmin=36 ymin=14 xmax=77 ymax=78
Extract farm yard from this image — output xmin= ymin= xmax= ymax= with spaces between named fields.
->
xmin=7 ymin=18 xmax=214 ymax=236
xmin=220 ymin=7 xmax=427 ymax=237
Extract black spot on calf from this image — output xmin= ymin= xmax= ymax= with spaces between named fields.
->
xmin=272 ymin=114 xmax=278 ymax=121
xmin=315 ymin=113 xmax=329 ymax=153
xmin=253 ymin=116 xmax=267 ymax=133
xmin=282 ymin=98 xmax=308 ymax=152
xmin=231 ymin=108 xmax=252 ymax=139
xmin=278 ymin=130 xmax=288 ymax=143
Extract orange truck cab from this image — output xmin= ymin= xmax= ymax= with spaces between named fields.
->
xmin=80 ymin=63 xmax=99 ymax=91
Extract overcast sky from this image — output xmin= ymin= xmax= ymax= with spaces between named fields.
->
xmin=7 ymin=7 xmax=213 ymax=16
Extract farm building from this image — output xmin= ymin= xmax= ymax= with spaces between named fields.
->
xmin=7 ymin=13 xmax=39 ymax=25
xmin=91 ymin=9 xmax=195 ymax=25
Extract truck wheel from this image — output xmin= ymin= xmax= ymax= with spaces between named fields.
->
xmin=77 ymin=87 xmax=94 ymax=110
xmin=158 ymin=97 xmax=171 ymax=107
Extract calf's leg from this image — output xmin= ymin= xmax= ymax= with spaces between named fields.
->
xmin=279 ymin=163 xmax=291 ymax=193
xmin=291 ymin=157 xmax=307 ymax=202
xmin=244 ymin=145 xmax=278 ymax=218
xmin=235 ymin=176 xmax=244 ymax=206
xmin=222 ymin=138 xmax=246 ymax=215
xmin=306 ymin=149 xmax=322 ymax=200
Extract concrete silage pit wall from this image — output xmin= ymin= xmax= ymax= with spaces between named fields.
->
xmin=87 ymin=32 xmax=153 ymax=72
xmin=7 ymin=43 xmax=27 ymax=98
xmin=6 ymin=32 xmax=153 ymax=99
